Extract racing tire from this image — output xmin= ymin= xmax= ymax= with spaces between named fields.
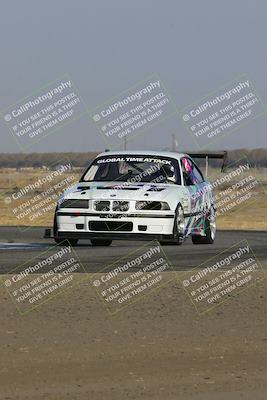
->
xmin=160 ymin=204 xmax=185 ymax=246
xmin=90 ymin=239 xmax=112 ymax=246
xmin=192 ymin=207 xmax=216 ymax=245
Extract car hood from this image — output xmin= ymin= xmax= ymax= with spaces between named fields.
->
xmin=62 ymin=181 xmax=180 ymax=202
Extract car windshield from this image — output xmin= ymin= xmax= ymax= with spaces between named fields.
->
xmin=82 ymin=155 xmax=181 ymax=184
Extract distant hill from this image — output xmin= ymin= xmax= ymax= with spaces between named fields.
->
xmin=0 ymin=149 xmax=266 ymax=168
xmin=0 ymin=152 xmax=98 ymax=168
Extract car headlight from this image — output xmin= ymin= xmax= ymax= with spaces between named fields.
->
xmin=59 ymin=199 xmax=89 ymax=209
xmin=135 ymin=201 xmax=170 ymax=211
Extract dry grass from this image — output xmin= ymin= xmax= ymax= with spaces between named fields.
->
xmin=0 ymin=168 xmax=80 ymax=227
xmin=216 ymin=193 xmax=267 ymax=230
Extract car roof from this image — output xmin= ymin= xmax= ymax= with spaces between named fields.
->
xmin=97 ymin=150 xmax=187 ymax=160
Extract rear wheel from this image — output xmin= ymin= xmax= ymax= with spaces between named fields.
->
xmin=192 ymin=206 xmax=216 ymax=245
xmin=90 ymin=239 xmax=112 ymax=247
xmin=160 ymin=204 xmax=185 ymax=246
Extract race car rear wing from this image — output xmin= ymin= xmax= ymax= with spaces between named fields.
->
xmin=187 ymin=151 xmax=228 ymax=177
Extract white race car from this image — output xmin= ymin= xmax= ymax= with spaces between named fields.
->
xmin=53 ymin=150 xmax=225 ymax=246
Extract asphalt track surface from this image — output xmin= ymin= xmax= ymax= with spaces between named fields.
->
xmin=0 ymin=226 xmax=266 ymax=273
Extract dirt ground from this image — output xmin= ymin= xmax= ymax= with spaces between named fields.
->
xmin=1 ymin=271 xmax=267 ymax=400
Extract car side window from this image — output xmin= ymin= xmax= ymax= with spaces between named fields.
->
xmin=191 ymin=160 xmax=204 ymax=184
xmin=181 ymin=158 xmax=195 ymax=186
xmin=181 ymin=157 xmax=204 ymax=186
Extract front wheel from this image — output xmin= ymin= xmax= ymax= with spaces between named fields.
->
xmin=160 ymin=204 xmax=185 ymax=246
xmin=192 ymin=207 xmax=216 ymax=245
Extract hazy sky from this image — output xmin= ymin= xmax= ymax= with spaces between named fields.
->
xmin=1 ymin=0 xmax=267 ymax=153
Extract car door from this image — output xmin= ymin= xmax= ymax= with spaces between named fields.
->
xmin=181 ymin=157 xmax=205 ymax=233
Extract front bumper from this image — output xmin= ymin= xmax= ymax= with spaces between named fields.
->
xmin=56 ymin=210 xmax=175 ymax=240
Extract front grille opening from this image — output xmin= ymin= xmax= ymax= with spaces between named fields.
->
xmin=112 ymin=201 xmax=129 ymax=212
xmin=138 ymin=225 xmax=147 ymax=231
xmin=89 ymin=221 xmax=133 ymax=231
xmin=94 ymin=201 xmax=110 ymax=211
xmin=60 ymin=199 xmax=89 ymax=209
xmin=76 ymin=224 xmax=84 ymax=230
